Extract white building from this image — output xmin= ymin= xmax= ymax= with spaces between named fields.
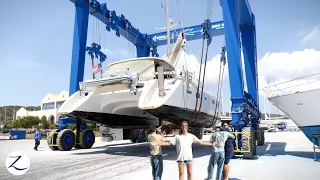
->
xmin=16 ymin=91 xmax=69 ymax=124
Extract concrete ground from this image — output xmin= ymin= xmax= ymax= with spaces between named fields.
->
xmin=0 ymin=131 xmax=319 ymax=180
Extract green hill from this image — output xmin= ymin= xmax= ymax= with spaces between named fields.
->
xmin=0 ymin=106 xmax=41 ymax=124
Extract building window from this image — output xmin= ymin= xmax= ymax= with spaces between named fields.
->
xmin=56 ymin=101 xmax=65 ymax=109
xmin=42 ymin=102 xmax=55 ymax=110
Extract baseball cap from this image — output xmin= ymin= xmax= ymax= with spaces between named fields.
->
xmin=150 ymin=125 xmax=157 ymax=131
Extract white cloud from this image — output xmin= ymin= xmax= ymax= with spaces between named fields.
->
xmin=175 ymin=50 xmax=228 ymax=86
xmin=175 ymin=48 xmax=320 ymax=99
xmin=258 ymin=49 xmax=320 ymax=96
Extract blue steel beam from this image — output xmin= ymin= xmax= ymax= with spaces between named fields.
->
xmin=69 ymin=0 xmax=146 ymax=45
xmin=220 ymin=0 xmax=244 ymax=130
xmin=237 ymin=0 xmax=254 ymax=26
xmin=69 ymin=0 xmax=225 ymax=51
xmin=241 ymin=14 xmax=258 ymax=107
xmin=148 ymin=21 xmax=224 ymax=47
xmin=69 ymin=0 xmax=89 ymax=96
xmin=220 ymin=0 xmax=260 ymax=132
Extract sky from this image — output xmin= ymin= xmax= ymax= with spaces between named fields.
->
xmin=0 ymin=0 xmax=320 ymax=115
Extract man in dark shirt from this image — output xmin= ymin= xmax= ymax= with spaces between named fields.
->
xmin=221 ymin=122 xmax=234 ymax=180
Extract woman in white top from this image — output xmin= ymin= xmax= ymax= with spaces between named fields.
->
xmin=161 ymin=121 xmax=215 ymax=180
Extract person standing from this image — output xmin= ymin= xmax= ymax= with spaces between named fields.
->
xmin=34 ymin=128 xmax=41 ymax=151
xmin=147 ymin=125 xmax=167 ymax=180
xmin=161 ymin=121 xmax=215 ymax=180
xmin=205 ymin=126 xmax=234 ymax=180
xmin=221 ymin=122 xmax=234 ymax=180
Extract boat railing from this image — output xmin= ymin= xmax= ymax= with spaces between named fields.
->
xmin=262 ymin=72 xmax=320 ymax=98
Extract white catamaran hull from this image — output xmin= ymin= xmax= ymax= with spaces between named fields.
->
xmin=58 ymin=77 xmax=220 ymax=128
xmin=59 ymin=32 xmax=221 ymax=129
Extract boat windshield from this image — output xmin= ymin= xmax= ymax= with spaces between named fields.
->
xmin=106 ymin=57 xmax=176 ymax=80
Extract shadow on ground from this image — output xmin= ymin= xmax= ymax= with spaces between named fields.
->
xmin=69 ymin=140 xmax=317 ymax=161
xmin=256 ymin=142 xmax=317 ymax=160
xmin=71 ymin=142 xmax=213 ymax=161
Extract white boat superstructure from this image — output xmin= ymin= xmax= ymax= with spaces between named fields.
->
xmin=58 ymin=32 xmax=221 ymax=130
xmin=263 ymin=73 xmax=320 ymax=146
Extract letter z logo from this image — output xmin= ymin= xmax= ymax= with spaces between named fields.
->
xmin=6 ymin=151 xmax=30 ymax=175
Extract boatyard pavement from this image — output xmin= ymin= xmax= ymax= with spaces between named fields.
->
xmin=0 ymin=132 xmax=319 ymax=180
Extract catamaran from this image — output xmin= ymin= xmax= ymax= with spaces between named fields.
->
xmin=58 ymin=0 xmax=223 ymax=141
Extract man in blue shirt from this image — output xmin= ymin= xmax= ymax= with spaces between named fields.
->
xmin=221 ymin=122 xmax=234 ymax=180
xmin=205 ymin=126 xmax=234 ymax=180
xmin=34 ymin=128 xmax=41 ymax=151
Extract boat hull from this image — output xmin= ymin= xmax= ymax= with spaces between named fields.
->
xmin=268 ymin=89 xmax=320 ymax=146
xmin=140 ymin=79 xmax=220 ymax=127
xmin=58 ymin=79 xmax=220 ymax=128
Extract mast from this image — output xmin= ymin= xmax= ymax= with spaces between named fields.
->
xmin=165 ymin=0 xmax=170 ymax=55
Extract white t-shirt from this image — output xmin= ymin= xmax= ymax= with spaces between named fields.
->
xmin=170 ymin=133 xmax=200 ymax=161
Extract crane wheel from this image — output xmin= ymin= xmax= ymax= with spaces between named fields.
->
xmin=80 ymin=129 xmax=95 ymax=149
xmin=57 ymin=129 xmax=76 ymax=151
xmin=257 ymin=128 xmax=265 ymax=146
xmin=242 ymin=127 xmax=255 ymax=159
xmin=47 ymin=129 xmax=60 ymax=150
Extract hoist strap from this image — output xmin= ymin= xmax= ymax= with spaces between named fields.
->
xmin=195 ymin=44 xmax=210 ymax=121
xmin=193 ymin=38 xmax=206 ymax=118
xmin=212 ymin=60 xmax=226 ymax=126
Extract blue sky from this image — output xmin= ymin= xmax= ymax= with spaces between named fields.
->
xmin=1 ymin=0 xmax=320 ymax=114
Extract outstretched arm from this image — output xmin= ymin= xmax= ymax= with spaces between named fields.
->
xmin=193 ymin=134 xmax=216 ymax=146
xmin=198 ymin=141 xmax=216 ymax=146
xmin=159 ymin=141 xmax=172 ymax=146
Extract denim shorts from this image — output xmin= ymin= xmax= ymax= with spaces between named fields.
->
xmin=177 ymin=160 xmax=193 ymax=164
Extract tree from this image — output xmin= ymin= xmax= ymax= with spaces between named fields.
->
xmin=41 ymin=116 xmax=49 ymax=129
xmin=12 ymin=119 xmax=21 ymax=128
xmin=18 ymin=116 xmax=40 ymax=130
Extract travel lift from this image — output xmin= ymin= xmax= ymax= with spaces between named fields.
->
xmin=48 ymin=0 xmax=264 ymax=159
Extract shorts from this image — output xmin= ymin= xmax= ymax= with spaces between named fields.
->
xmin=224 ymin=150 xmax=234 ymax=164
xmin=177 ymin=160 xmax=193 ymax=164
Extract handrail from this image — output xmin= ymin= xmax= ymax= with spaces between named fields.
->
xmin=262 ymin=72 xmax=320 ymax=98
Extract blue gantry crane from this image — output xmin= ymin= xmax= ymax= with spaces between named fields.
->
xmin=49 ymin=0 xmax=264 ymax=158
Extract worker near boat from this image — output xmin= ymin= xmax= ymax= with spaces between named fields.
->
xmin=147 ymin=125 xmax=167 ymax=180
xmin=221 ymin=122 xmax=234 ymax=180
xmin=148 ymin=121 xmax=234 ymax=180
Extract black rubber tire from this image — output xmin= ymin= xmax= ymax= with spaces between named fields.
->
xmin=57 ymin=129 xmax=76 ymax=151
xmin=129 ymin=129 xmax=142 ymax=143
xmin=242 ymin=127 xmax=255 ymax=159
xmin=257 ymin=128 xmax=265 ymax=146
xmin=191 ymin=128 xmax=204 ymax=140
xmin=47 ymin=129 xmax=60 ymax=150
xmin=252 ymin=131 xmax=257 ymax=155
xmin=80 ymin=129 xmax=95 ymax=149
